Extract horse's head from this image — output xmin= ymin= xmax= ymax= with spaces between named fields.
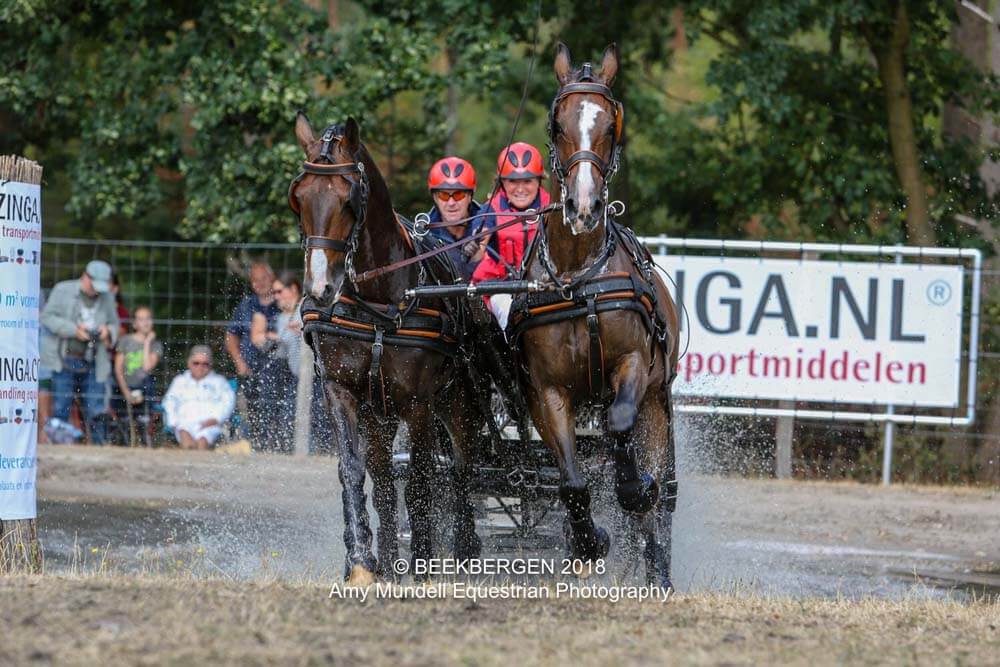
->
xmin=549 ymin=42 xmax=623 ymax=235
xmin=290 ymin=113 xmax=368 ymax=300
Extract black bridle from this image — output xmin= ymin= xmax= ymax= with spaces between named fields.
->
xmin=287 ymin=125 xmax=370 ymax=282
xmin=546 ymin=62 xmax=624 ymax=194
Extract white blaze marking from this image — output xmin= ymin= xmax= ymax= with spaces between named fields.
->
xmin=574 ymin=101 xmax=603 ymax=217
xmin=309 ymin=248 xmax=329 ymax=297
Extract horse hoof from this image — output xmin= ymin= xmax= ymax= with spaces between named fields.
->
xmin=346 ymin=564 xmax=376 ymax=587
xmin=616 ymin=474 xmax=659 ymax=514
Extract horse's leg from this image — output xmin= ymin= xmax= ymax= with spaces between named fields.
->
xmin=360 ymin=410 xmax=401 ymax=580
xmin=440 ymin=382 xmax=483 ymax=560
xmin=529 ymin=385 xmax=609 ymax=563
xmin=327 ymin=383 xmax=376 ymax=585
xmin=610 ymin=352 xmax=659 ymax=514
xmin=403 ymin=403 xmax=436 ymax=575
xmin=628 ymin=390 xmax=676 ymax=592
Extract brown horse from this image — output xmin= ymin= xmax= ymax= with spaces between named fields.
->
xmin=510 ymin=44 xmax=680 ymax=589
xmin=290 ymin=114 xmax=483 ymax=585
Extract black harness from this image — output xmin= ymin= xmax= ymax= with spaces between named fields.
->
xmin=290 ymin=125 xmax=462 ymax=419
xmin=510 ymin=221 xmax=671 ymax=400
xmin=513 ymin=70 xmax=672 ymax=401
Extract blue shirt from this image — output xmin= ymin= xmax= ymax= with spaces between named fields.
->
xmin=427 ymin=201 xmax=487 ymax=281
xmin=227 ymin=294 xmax=280 ymax=367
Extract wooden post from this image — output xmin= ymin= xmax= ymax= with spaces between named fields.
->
xmin=775 ymin=400 xmax=794 ymax=479
xmin=0 ymin=155 xmax=43 ymax=573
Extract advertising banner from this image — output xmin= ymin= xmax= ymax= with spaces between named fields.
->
xmin=654 ymin=255 xmax=964 ymax=408
xmin=0 ymin=179 xmax=42 ymax=519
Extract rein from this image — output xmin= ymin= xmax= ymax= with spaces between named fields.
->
xmin=354 ymin=204 xmax=558 ymax=284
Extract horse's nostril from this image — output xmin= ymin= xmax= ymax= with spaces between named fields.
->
xmin=564 ymin=197 xmax=577 ymax=214
xmin=593 ymin=198 xmax=604 ymax=212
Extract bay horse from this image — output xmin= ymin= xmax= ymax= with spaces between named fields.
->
xmin=289 ymin=114 xmax=483 ymax=584
xmin=509 ymin=44 xmax=680 ymax=589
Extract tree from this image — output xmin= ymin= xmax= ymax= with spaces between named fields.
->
xmin=673 ymin=0 xmax=999 ymax=244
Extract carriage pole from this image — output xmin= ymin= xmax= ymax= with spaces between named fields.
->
xmin=0 ymin=155 xmax=44 ymax=573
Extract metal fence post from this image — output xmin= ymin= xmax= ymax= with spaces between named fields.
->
xmin=293 ymin=343 xmax=314 ymax=457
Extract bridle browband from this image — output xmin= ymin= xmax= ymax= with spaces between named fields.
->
xmin=287 ymin=125 xmax=370 ymax=279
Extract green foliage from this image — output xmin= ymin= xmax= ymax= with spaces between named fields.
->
xmin=673 ymin=0 xmax=999 ymax=242
xmin=0 ymin=0 xmax=996 ymax=244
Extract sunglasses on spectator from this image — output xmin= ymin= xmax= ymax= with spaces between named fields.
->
xmin=190 ymin=361 xmax=211 ymax=367
xmin=435 ymin=190 xmax=468 ymax=202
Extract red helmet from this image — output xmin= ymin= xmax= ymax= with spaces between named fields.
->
xmin=497 ymin=142 xmax=544 ymax=180
xmin=428 ymin=156 xmax=476 ymax=192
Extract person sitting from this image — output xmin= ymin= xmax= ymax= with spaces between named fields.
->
xmin=471 ymin=142 xmax=552 ymax=329
xmin=112 ymin=305 xmax=163 ymax=443
xmin=162 ymin=346 xmax=235 ymax=450
xmin=423 ymin=156 xmax=488 ymax=281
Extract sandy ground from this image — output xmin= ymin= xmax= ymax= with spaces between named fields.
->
xmin=33 ymin=445 xmax=1000 ymax=599
xmin=3 ymin=575 xmax=998 ymax=666
xmin=4 ymin=445 xmax=998 ymax=665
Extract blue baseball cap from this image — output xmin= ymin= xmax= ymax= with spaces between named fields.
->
xmin=85 ymin=260 xmax=112 ymax=293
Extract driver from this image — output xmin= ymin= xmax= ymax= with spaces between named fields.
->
xmin=472 ymin=142 xmax=552 ymax=329
xmin=424 ymin=156 xmax=488 ymax=281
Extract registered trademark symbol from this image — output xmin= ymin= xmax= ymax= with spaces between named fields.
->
xmin=926 ymin=280 xmax=952 ymax=306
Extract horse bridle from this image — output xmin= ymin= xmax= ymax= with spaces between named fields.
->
xmin=288 ymin=125 xmax=370 ymax=283
xmin=546 ymin=62 xmax=624 ymax=201
xmin=538 ymin=63 xmax=625 ymax=289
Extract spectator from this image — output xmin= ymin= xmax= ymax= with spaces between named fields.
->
xmin=110 ymin=271 xmax=130 ymax=337
xmin=248 ymin=271 xmax=302 ymax=452
xmin=162 ymin=346 xmax=235 ymax=450
xmin=112 ymin=305 xmax=162 ymax=430
xmin=225 ymin=261 xmax=280 ymax=450
xmin=40 ymin=260 xmax=119 ymax=444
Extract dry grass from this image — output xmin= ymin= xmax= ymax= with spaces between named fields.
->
xmin=3 ymin=573 xmax=998 ymax=666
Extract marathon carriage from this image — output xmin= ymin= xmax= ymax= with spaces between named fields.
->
xmin=292 ymin=43 xmax=679 ymax=589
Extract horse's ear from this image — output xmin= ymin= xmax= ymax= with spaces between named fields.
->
xmin=597 ymin=43 xmax=619 ymax=87
xmin=295 ymin=111 xmax=315 ymax=155
xmin=344 ymin=116 xmax=361 ymax=151
xmin=554 ymin=42 xmax=573 ymax=86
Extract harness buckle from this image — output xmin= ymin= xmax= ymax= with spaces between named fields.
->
xmin=413 ymin=211 xmax=430 ymax=238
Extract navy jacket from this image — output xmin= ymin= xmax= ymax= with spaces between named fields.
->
xmin=427 ymin=200 xmax=487 ymax=281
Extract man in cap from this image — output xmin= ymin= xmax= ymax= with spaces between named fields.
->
xmin=40 ymin=260 xmax=120 ymax=444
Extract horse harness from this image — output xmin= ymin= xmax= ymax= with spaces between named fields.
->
xmin=509 ymin=221 xmax=671 ymax=401
xmin=291 ymin=125 xmax=460 ymax=418
xmin=514 ymin=68 xmax=671 ymax=401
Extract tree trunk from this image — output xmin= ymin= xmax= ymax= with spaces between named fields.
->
xmin=866 ymin=2 xmax=936 ymax=246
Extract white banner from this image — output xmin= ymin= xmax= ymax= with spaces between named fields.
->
xmin=654 ymin=255 xmax=964 ymax=408
xmin=0 ymin=179 xmax=41 ymax=519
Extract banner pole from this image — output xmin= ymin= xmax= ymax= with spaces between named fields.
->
xmin=0 ymin=155 xmax=44 ymax=573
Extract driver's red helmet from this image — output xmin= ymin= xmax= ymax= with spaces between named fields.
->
xmin=428 ymin=156 xmax=476 ymax=191
xmin=497 ymin=142 xmax=544 ymax=180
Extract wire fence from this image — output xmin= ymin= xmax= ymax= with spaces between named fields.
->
xmin=38 ymin=237 xmax=1000 ymax=481
xmin=42 ymin=238 xmax=303 ymax=383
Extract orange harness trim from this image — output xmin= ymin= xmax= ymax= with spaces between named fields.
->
xmin=303 ymin=311 xmax=456 ymax=344
xmin=523 ymin=289 xmax=654 ymax=319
